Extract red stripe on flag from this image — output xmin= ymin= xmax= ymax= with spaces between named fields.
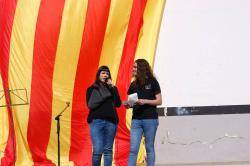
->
xmin=69 ymin=0 xmax=111 ymax=165
xmin=27 ymin=0 xmax=65 ymax=165
xmin=0 ymin=0 xmax=18 ymax=165
xmin=114 ymin=0 xmax=147 ymax=165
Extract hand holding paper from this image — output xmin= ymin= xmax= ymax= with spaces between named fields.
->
xmin=123 ymin=93 xmax=138 ymax=107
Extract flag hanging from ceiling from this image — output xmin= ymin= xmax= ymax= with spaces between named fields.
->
xmin=0 ymin=0 xmax=165 ymax=165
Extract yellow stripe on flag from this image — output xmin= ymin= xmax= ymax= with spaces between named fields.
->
xmin=0 ymin=77 xmax=8 ymax=159
xmin=46 ymin=0 xmax=88 ymax=164
xmin=8 ymin=0 xmax=41 ymax=165
xmin=135 ymin=0 xmax=166 ymax=66
xmin=98 ymin=0 xmax=134 ymax=83
xmin=97 ymin=1 xmax=134 ymax=165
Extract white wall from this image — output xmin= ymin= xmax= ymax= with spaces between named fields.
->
xmin=154 ymin=0 xmax=250 ymax=107
xmin=155 ymin=115 xmax=250 ymax=165
xmin=153 ymin=0 xmax=250 ymax=164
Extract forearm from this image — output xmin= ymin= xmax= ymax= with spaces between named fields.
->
xmin=138 ymin=93 xmax=162 ymax=106
xmin=143 ymin=99 xmax=162 ymax=106
xmin=114 ymin=93 xmax=121 ymax=107
xmin=111 ymin=86 xmax=121 ymax=107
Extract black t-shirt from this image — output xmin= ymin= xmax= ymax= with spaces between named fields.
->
xmin=127 ymin=78 xmax=161 ymax=119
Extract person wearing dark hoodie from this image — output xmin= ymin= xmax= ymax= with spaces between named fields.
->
xmin=86 ymin=66 xmax=121 ymax=166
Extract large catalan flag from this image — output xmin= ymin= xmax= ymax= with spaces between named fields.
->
xmin=0 ymin=0 xmax=165 ymax=165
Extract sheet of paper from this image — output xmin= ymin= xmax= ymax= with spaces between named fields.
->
xmin=127 ymin=93 xmax=138 ymax=106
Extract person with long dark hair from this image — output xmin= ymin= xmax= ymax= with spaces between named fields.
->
xmin=125 ymin=59 xmax=162 ymax=166
xmin=86 ymin=66 xmax=121 ymax=166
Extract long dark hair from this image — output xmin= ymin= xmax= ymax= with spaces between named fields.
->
xmin=134 ymin=59 xmax=155 ymax=87
xmin=93 ymin=65 xmax=111 ymax=87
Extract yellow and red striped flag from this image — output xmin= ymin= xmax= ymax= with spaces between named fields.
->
xmin=0 ymin=0 xmax=165 ymax=165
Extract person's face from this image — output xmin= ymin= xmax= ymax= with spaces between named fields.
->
xmin=99 ymin=71 xmax=109 ymax=82
xmin=132 ymin=62 xmax=137 ymax=77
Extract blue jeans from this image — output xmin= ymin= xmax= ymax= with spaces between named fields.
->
xmin=90 ymin=119 xmax=117 ymax=166
xmin=128 ymin=119 xmax=159 ymax=166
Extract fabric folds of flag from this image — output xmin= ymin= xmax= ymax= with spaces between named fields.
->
xmin=0 ymin=0 xmax=166 ymax=165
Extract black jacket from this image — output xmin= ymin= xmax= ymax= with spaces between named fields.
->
xmin=86 ymin=83 xmax=121 ymax=124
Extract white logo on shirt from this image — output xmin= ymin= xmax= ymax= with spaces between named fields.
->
xmin=145 ymin=84 xmax=152 ymax=90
